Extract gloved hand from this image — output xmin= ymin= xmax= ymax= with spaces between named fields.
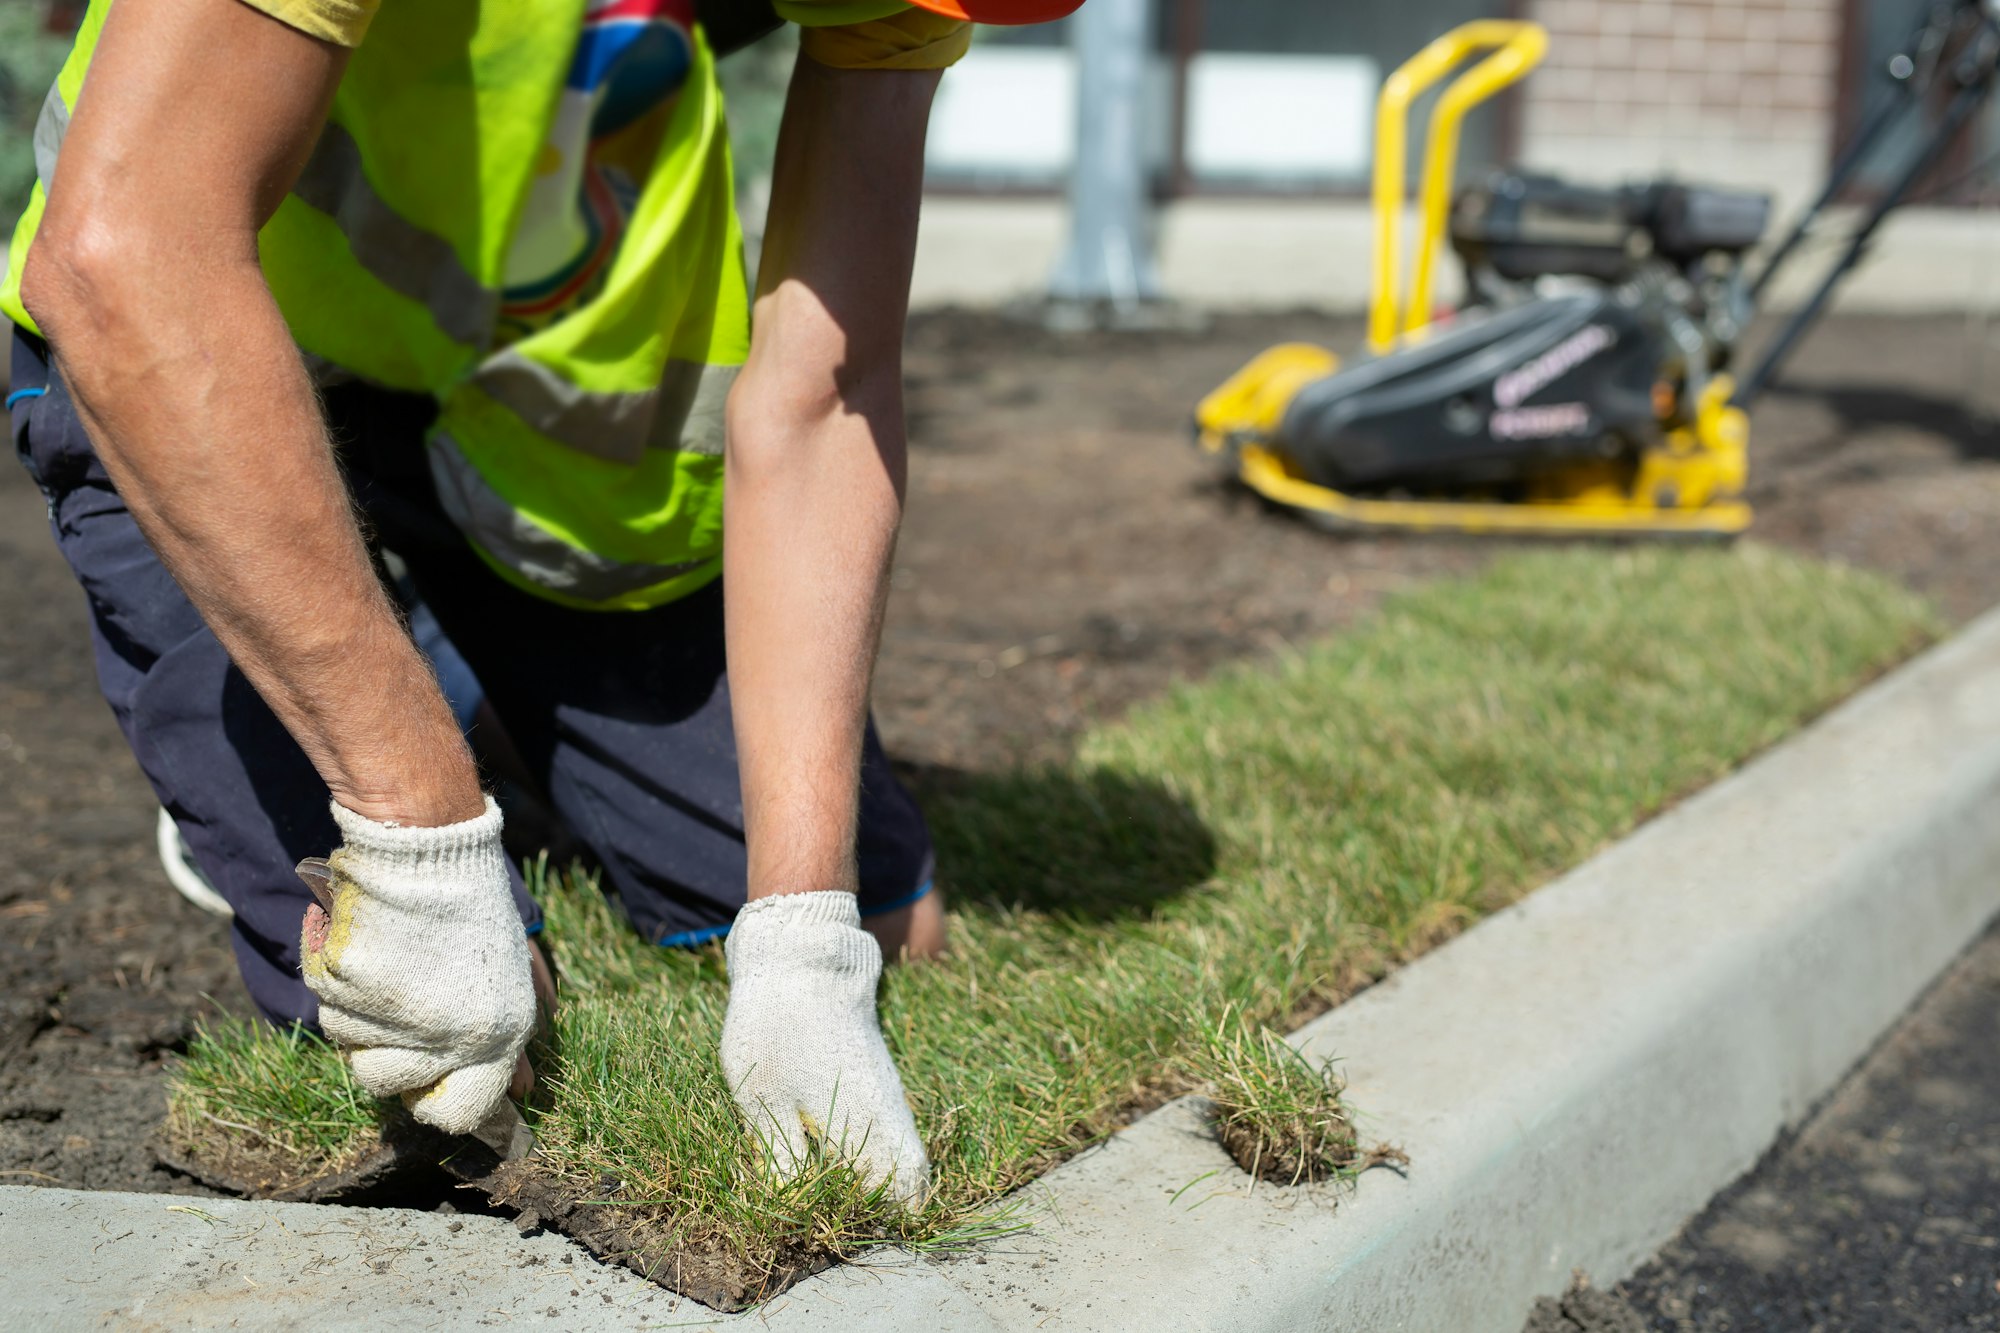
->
xmin=298 ymin=797 xmax=535 ymax=1136
xmin=720 ymin=891 xmax=930 ymax=1206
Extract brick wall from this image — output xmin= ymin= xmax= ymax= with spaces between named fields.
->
xmin=1517 ymin=0 xmax=1846 ymax=205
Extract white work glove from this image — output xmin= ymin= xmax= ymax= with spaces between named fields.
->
xmin=298 ymin=797 xmax=535 ymax=1136
xmin=720 ymin=891 xmax=931 ymax=1206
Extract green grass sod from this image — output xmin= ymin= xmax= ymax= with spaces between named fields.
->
xmin=165 ymin=545 xmax=1940 ymax=1296
xmin=169 ymin=1020 xmax=371 ymax=1180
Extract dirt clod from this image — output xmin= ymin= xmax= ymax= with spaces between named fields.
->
xmin=1523 ymin=1274 xmax=1649 ymax=1333
xmin=1215 ymin=1116 xmax=1408 ymax=1186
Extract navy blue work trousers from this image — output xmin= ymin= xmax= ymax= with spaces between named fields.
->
xmin=8 ymin=328 xmax=933 ymax=1027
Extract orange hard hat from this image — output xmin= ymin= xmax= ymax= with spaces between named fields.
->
xmin=906 ymin=0 xmax=1085 ymax=24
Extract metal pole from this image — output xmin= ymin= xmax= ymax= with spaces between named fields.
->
xmin=1738 ymin=64 xmax=1996 ymax=404
xmin=1749 ymin=87 xmax=1913 ymax=304
xmin=1748 ymin=1 xmax=1957 ymax=303
xmin=1050 ymin=0 xmax=1162 ymax=310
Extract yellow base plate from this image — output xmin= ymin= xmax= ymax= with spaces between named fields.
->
xmin=1234 ymin=445 xmax=1754 ymax=540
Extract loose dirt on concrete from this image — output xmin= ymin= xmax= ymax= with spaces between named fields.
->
xmin=1524 ymin=1275 xmax=1651 ymax=1333
xmin=156 ymin=1102 xmax=834 ymax=1310
xmin=5 ymin=309 xmax=2000 ymax=1243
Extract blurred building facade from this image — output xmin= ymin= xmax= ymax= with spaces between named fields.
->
xmin=5 ymin=0 xmax=1987 ymax=312
xmin=1521 ymin=0 xmax=1847 ymax=198
xmin=916 ymin=0 xmax=2000 ymax=311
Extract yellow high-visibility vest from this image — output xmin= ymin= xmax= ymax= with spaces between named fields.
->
xmin=3 ymin=0 xmax=748 ymax=611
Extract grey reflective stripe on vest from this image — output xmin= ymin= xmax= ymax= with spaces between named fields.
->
xmin=428 ymin=431 xmax=716 ymax=602
xmin=26 ymin=96 xmax=496 ymax=355
xmin=474 ymin=350 xmax=735 ymax=465
xmin=33 ymin=83 xmax=68 ymax=192
xmin=292 ymin=123 xmax=497 ymax=350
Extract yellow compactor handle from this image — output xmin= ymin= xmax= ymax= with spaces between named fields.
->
xmin=1369 ymin=21 xmax=1548 ymax=354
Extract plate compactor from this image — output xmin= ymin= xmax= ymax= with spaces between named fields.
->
xmin=1196 ymin=1 xmax=2000 ymax=538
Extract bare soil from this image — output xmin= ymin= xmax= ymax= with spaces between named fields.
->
xmin=0 ymin=447 xmax=243 ymax=1197
xmin=6 ymin=309 xmax=2000 ymax=1292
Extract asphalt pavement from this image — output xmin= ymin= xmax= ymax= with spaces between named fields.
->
xmin=1533 ymin=922 xmax=2000 ymax=1332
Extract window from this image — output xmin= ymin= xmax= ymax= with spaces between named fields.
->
xmin=926 ymin=0 xmax=1523 ymax=195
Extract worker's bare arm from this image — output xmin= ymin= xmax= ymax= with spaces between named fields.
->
xmin=21 ymin=0 xmax=484 ymax=828
xmin=717 ymin=58 xmax=942 ymax=1197
xmin=724 ymin=56 xmax=942 ymax=908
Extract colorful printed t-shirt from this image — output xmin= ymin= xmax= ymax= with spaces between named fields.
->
xmin=497 ymin=0 xmax=699 ymax=341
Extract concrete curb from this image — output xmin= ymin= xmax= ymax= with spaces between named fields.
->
xmin=0 ymin=1185 xmax=694 ymax=1329
xmin=7 ymin=610 xmax=2000 ymax=1331
xmin=733 ymin=605 xmax=2000 ymax=1331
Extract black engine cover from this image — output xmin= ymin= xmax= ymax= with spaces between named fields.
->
xmin=1451 ymin=176 xmax=1638 ymax=284
xmin=1451 ymin=171 xmax=1773 ymax=284
xmin=1278 ymin=289 xmax=1667 ymax=491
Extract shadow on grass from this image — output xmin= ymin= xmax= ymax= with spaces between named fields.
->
xmin=905 ymin=762 xmax=1218 ymax=922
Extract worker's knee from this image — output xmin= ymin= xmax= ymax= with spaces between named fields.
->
xmin=863 ymin=888 xmax=948 ymax=964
